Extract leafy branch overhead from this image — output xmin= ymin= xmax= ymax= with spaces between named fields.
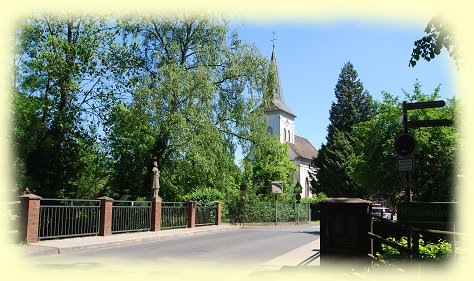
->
xmin=409 ymin=15 xmax=462 ymax=69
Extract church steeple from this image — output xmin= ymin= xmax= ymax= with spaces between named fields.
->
xmin=264 ymin=34 xmax=296 ymax=145
xmin=266 ymin=42 xmax=295 ymax=117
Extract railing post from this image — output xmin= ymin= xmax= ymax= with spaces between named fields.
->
xmin=19 ymin=194 xmax=42 ymax=243
xmin=98 ymin=196 xmax=114 ymax=236
xmin=187 ymin=201 xmax=196 ymax=228
xmin=215 ymin=201 xmax=222 ymax=225
xmin=151 ymin=197 xmax=162 ymax=231
xmin=413 ymin=231 xmax=420 ymax=259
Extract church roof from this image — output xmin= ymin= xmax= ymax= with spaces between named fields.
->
xmin=290 ymin=135 xmax=318 ymax=160
xmin=264 ymin=46 xmax=296 ymax=117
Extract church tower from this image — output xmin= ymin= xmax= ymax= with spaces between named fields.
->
xmin=264 ymin=45 xmax=296 ymax=145
xmin=264 ymin=42 xmax=319 ymax=198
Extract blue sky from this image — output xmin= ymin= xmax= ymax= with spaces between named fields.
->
xmin=231 ymin=19 xmax=456 ymax=150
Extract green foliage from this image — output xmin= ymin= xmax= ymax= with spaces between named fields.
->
xmin=376 ymin=236 xmax=452 ymax=261
xmin=313 ymin=62 xmax=374 ymax=198
xmin=243 ymin=136 xmax=298 ymax=196
xmin=349 ymin=81 xmax=458 ymax=204
xmin=13 ymin=16 xmax=117 ymax=198
xmin=182 ymin=188 xmax=224 ymax=204
xmin=12 ymin=14 xmax=310 ymax=210
xmin=104 ymin=15 xmax=270 ymax=201
xmin=300 ymin=192 xmax=327 ymax=204
xmin=237 ymin=193 xmax=309 ymax=223
xmin=409 ymin=15 xmax=461 ymax=69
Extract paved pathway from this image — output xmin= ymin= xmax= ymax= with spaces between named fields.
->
xmin=9 ymin=223 xmax=322 ymax=280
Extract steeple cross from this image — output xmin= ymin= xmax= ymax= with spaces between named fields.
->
xmin=271 ymin=31 xmax=277 ymax=46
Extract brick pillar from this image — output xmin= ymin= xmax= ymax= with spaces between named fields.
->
xmin=187 ymin=201 xmax=196 ymax=228
xmin=319 ymin=198 xmax=371 ymax=265
xmin=215 ymin=201 xmax=222 ymax=225
xmin=98 ymin=196 xmax=114 ymax=236
xmin=151 ymin=196 xmax=162 ymax=231
xmin=19 ymin=194 xmax=42 ymax=243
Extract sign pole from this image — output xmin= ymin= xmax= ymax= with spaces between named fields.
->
xmin=402 ymin=102 xmax=413 ymax=254
xmin=402 ymin=101 xmax=411 ymax=203
xmin=275 ymin=194 xmax=277 ymax=226
xmin=400 ymin=99 xmax=452 ymax=259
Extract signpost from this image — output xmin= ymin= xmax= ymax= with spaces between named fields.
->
xmin=394 ymin=134 xmax=416 ymax=157
xmin=398 ymin=99 xmax=452 ymax=253
xmin=399 ymin=100 xmax=453 ymax=203
xmin=271 ymin=181 xmax=283 ymax=195
xmin=397 ymin=202 xmax=456 ymax=223
xmin=407 ymin=119 xmax=453 ymax=128
xmin=398 ymin=158 xmax=414 ymax=172
xmin=403 ymin=100 xmax=446 ymax=110
xmin=271 ymin=181 xmax=283 ymax=225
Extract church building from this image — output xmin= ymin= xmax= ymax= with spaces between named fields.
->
xmin=264 ymin=45 xmax=318 ymax=198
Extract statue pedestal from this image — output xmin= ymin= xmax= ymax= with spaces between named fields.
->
xmin=151 ymin=196 xmax=162 ymax=231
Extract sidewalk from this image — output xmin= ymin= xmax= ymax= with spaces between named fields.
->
xmin=17 ymin=224 xmax=240 ymax=257
xmin=260 ymin=238 xmax=320 ymax=268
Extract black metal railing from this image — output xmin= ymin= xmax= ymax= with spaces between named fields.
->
xmin=38 ymin=199 xmax=100 ymax=240
xmin=112 ymin=200 xmax=151 ymax=233
xmin=196 ymin=203 xmax=216 ymax=226
xmin=368 ymin=213 xmax=464 ymax=260
xmin=161 ymin=202 xmax=188 ymax=229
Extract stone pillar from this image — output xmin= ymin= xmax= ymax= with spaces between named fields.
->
xmin=215 ymin=201 xmax=222 ymax=225
xmin=187 ymin=201 xmax=196 ymax=228
xmin=98 ymin=196 xmax=114 ymax=236
xmin=19 ymin=194 xmax=42 ymax=243
xmin=319 ymin=198 xmax=372 ymax=266
xmin=151 ymin=196 xmax=162 ymax=231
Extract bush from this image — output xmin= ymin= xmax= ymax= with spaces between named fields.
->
xmin=230 ymin=194 xmax=310 ymax=223
xmin=376 ymin=236 xmax=453 ymax=261
xmin=182 ymin=188 xmax=224 ymax=204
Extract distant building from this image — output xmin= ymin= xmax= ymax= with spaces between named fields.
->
xmin=264 ymin=45 xmax=318 ymax=198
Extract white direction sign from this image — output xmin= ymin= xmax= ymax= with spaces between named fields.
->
xmin=271 ymin=181 xmax=283 ymax=195
xmin=398 ymin=158 xmax=414 ymax=172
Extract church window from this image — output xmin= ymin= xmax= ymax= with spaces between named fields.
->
xmin=284 ymin=129 xmax=287 ymax=141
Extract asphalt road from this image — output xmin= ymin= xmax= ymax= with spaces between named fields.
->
xmin=24 ymin=224 xmax=321 ymax=276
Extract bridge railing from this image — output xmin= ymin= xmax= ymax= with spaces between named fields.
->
xmin=38 ymin=199 xmax=100 ymax=240
xmin=368 ymin=213 xmax=464 ymax=261
xmin=112 ymin=200 xmax=151 ymax=233
xmin=18 ymin=195 xmax=222 ymax=243
xmin=196 ymin=202 xmax=216 ymax=226
xmin=161 ymin=202 xmax=189 ymax=229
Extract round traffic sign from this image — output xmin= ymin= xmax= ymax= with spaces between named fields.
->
xmin=394 ymin=134 xmax=416 ymax=157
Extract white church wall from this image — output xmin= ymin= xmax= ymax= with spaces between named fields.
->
xmin=279 ymin=113 xmax=294 ymax=144
xmin=299 ymin=163 xmax=313 ymax=198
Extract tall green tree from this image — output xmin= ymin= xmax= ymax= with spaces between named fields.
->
xmin=242 ymin=137 xmax=297 ymax=197
xmin=105 ymin=16 xmax=269 ymax=200
xmin=349 ymin=81 xmax=458 ymax=204
xmin=313 ymin=62 xmax=374 ymax=198
xmin=13 ymin=15 xmax=116 ymax=198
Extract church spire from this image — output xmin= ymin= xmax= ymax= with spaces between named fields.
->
xmin=266 ymin=33 xmax=295 ymax=117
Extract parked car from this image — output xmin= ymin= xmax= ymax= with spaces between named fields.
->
xmin=371 ymin=206 xmax=393 ymax=220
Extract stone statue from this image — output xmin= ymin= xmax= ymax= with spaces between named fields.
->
xmin=152 ymin=161 xmax=160 ymax=198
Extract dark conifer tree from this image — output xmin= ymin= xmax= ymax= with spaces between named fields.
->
xmin=313 ymin=62 xmax=374 ymax=198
